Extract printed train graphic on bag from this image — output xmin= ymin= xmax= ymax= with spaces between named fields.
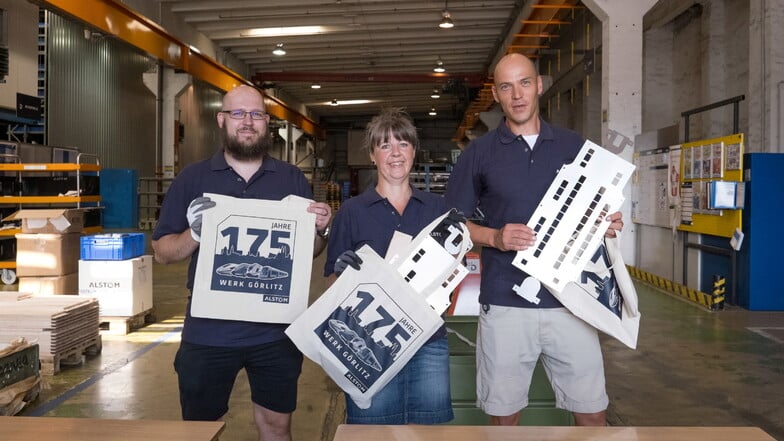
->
xmin=579 ymin=243 xmax=623 ymax=318
xmin=210 ymin=217 xmax=296 ymax=303
xmin=314 ymin=283 xmax=424 ymax=393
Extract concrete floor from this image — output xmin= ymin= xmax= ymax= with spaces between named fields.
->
xmin=14 ymin=251 xmax=784 ymax=441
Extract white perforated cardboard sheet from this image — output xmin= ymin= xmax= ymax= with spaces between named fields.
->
xmin=191 ymin=193 xmax=316 ymax=323
xmin=511 ymin=140 xmax=635 ymax=295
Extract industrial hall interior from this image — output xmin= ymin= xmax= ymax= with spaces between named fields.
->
xmin=0 ymin=0 xmax=783 ymax=441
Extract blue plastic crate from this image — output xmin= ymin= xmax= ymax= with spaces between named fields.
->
xmin=80 ymin=233 xmax=145 ymax=260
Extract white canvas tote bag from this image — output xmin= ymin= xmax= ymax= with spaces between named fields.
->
xmin=286 ymin=212 xmax=471 ymax=408
xmin=547 ymin=236 xmax=641 ymax=349
xmin=191 ymin=193 xmax=315 ymax=323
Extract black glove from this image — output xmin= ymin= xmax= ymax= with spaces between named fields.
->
xmin=187 ymin=196 xmax=217 ymax=242
xmin=443 ymin=208 xmax=467 ymax=230
xmin=334 ymin=250 xmax=363 ymax=277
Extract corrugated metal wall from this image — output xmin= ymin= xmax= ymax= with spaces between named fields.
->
xmin=178 ymin=80 xmax=223 ymax=169
xmin=45 ymin=12 xmax=157 ymax=175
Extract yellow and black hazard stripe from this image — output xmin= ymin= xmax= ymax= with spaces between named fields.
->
xmin=626 ymin=265 xmax=724 ymax=311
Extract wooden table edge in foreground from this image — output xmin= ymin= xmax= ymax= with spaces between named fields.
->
xmin=0 ymin=416 xmax=225 ymax=441
xmin=333 ymin=424 xmax=777 ymax=441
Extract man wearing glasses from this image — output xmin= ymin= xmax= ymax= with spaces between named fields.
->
xmin=152 ymin=85 xmax=332 ymax=441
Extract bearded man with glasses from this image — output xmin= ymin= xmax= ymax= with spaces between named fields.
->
xmin=152 ymin=85 xmax=332 ymax=441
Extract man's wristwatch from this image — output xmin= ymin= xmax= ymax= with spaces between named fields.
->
xmin=317 ymin=226 xmax=330 ymax=240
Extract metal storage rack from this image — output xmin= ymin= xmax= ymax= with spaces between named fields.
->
xmin=137 ymin=176 xmax=173 ymax=230
xmin=0 ymin=153 xmax=102 ymax=284
xmin=410 ymin=163 xmax=452 ymax=194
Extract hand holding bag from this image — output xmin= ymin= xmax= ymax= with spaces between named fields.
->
xmin=286 ymin=211 xmax=471 ymax=408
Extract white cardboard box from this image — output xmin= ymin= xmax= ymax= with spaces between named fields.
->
xmin=78 ymin=255 xmax=153 ymax=317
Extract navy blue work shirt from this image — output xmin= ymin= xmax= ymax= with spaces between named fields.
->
xmin=325 ymin=185 xmax=451 ymax=340
xmin=445 ymin=117 xmax=583 ymax=308
xmin=152 ymin=149 xmax=313 ymax=346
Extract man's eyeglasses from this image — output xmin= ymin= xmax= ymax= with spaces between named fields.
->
xmin=220 ymin=110 xmax=268 ymax=120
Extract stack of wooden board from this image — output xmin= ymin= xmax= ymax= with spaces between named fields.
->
xmin=0 ymin=294 xmax=101 ymax=374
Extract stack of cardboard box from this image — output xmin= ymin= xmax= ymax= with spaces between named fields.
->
xmin=7 ymin=209 xmax=84 ymax=295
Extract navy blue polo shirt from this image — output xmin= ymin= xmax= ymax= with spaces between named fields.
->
xmin=445 ymin=117 xmax=583 ymax=308
xmin=325 ymin=185 xmax=451 ymax=341
xmin=152 ymin=149 xmax=313 ymax=346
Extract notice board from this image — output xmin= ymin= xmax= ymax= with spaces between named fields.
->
xmin=677 ymin=133 xmax=744 ymax=238
xmin=631 ymin=133 xmax=744 ymax=238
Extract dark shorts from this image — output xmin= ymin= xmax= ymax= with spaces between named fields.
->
xmin=173 ymin=338 xmax=303 ymax=420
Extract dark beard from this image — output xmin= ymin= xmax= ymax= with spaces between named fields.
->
xmin=222 ymin=126 xmax=272 ymax=161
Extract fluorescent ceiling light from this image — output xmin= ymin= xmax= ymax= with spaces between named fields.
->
xmin=311 ymin=83 xmax=322 ymax=89
xmin=326 ymin=99 xmax=371 ymax=106
xmin=241 ymin=26 xmax=327 ymax=38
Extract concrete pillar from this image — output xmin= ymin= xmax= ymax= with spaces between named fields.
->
xmin=748 ymin=0 xmax=784 ymax=153
xmin=582 ymin=0 xmax=658 ymax=261
xmin=143 ymin=67 xmax=191 ymax=178
xmin=277 ymin=123 xmax=289 ymax=163
xmin=291 ymin=125 xmax=304 ymax=165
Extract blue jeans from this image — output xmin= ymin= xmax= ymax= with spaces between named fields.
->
xmin=345 ymin=335 xmax=454 ymax=424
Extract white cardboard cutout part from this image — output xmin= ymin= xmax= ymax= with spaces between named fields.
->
xmin=191 ymin=193 xmax=316 ymax=323
xmin=512 ymin=140 xmax=635 ymax=294
xmin=388 ymin=213 xmax=472 ymax=315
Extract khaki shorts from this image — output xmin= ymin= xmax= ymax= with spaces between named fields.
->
xmin=476 ymin=305 xmax=608 ymax=416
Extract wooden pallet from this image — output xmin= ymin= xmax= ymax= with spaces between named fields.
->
xmin=99 ymin=308 xmax=156 ymax=335
xmin=39 ymin=334 xmax=102 ymax=375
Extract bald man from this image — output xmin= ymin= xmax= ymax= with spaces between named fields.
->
xmin=152 ymin=85 xmax=331 ymax=441
xmin=445 ymin=54 xmax=623 ymax=427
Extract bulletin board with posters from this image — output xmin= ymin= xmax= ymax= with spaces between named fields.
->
xmin=631 ymin=146 xmax=676 ymax=228
xmin=677 ymin=133 xmax=744 ymax=238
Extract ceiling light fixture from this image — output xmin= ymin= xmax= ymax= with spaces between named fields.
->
xmin=439 ymin=1 xmax=454 ymax=29
xmin=272 ymin=43 xmax=286 ymax=56
xmin=429 ymin=107 xmax=438 ymax=116
xmin=330 ymin=99 xmax=338 ymax=106
xmin=433 ymin=57 xmax=446 ymax=73
xmin=241 ymin=26 xmax=327 ymax=38
xmin=311 ymin=83 xmax=321 ymax=89
xmin=431 ymin=88 xmax=441 ymax=99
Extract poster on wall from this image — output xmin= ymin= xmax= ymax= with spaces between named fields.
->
xmin=680 ymin=182 xmax=693 ymax=224
xmin=692 ymin=147 xmax=702 ymax=179
xmin=632 ymin=147 xmax=670 ymax=227
xmin=683 ymin=148 xmax=692 ymax=180
xmin=701 ymin=144 xmax=712 ymax=178
xmin=725 ymin=142 xmax=742 ymax=170
xmin=711 ymin=143 xmax=724 ymax=178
